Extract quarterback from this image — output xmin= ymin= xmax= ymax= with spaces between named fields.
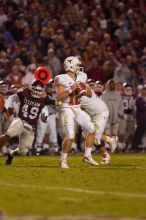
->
xmin=0 ymin=80 xmax=52 ymax=165
xmin=55 ymin=56 xmax=99 ymax=168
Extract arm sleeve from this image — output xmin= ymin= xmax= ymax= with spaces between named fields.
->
xmin=40 ymin=106 xmax=50 ymax=123
xmin=4 ymin=94 xmax=19 ymax=110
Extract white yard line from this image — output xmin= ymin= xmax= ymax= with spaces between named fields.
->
xmin=0 ymin=181 xmax=146 ymax=199
xmin=0 ymin=216 xmax=144 ymax=220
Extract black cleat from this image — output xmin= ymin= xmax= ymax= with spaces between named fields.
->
xmin=5 ymin=153 xmax=13 ymax=165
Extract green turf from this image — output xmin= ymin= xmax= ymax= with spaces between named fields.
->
xmin=0 ymin=154 xmax=146 ymax=217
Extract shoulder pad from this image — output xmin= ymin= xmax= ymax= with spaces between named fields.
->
xmin=54 ymin=74 xmax=66 ymax=86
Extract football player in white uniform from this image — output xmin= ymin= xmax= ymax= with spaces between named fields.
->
xmin=80 ymin=79 xmax=118 ymax=164
xmin=55 ymin=56 xmax=99 ymax=168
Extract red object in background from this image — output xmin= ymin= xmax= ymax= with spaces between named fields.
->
xmin=34 ymin=67 xmax=51 ymax=84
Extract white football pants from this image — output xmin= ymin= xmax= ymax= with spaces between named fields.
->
xmin=6 ymin=117 xmax=34 ymax=155
xmin=91 ymin=109 xmax=109 ymax=145
xmin=36 ymin=114 xmax=58 ymax=146
xmin=61 ymin=107 xmax=94 ymax=139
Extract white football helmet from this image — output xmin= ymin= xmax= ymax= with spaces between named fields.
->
xmin=64 ymin=56 xmax=83 ymax=74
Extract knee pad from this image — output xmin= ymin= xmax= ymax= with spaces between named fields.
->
xmin=94 ymin=132 xmax=102 ymax=145
xmin=66 ymin=130 xmax=75 ymax=140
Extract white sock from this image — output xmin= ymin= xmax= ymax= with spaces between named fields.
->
xmin=10 ymin=147 xmax=19 ymax=156
xmin=84 ymin=147 xmax=92 ymax=157
xmin=61 ymin=152 xmax=68 ymax=161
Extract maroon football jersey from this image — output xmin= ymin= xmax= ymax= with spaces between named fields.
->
xmin=17 ymin=88 xmax=46 ymax=127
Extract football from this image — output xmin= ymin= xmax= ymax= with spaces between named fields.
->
xmin=75 ymin=82 xmax=87 ymax=95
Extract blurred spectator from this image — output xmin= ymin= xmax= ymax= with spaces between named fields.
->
xmin=101 ymin=79 xmax=124 ymax=137
xmin=114 ymin=21 xmax=131 ymax=43
xmin=22 ymin=63 xmax=36 ymax=87
xmin=47 ymin=49 xmax=62 ymax=77
xmin=0 ymin=51 xmax=11 ymax=78
xmin=94 ymin=80 xmax=105 ymax=96
xmin=103 ymin=51 xmax=119 ymax=80
xmin=118 ymin=83 xmax=136 ymax=151
xmin=131 ymin=85 xmax=146 ymax=151
xmin=0 ymin=0 xmax=146 ymax=154
xmin=0 ymin=6 xmax=8 ymax=28
xmin=113 ymin=60 xmax=131 ymax=84
xmin=6 ymin=65 xmax=23 ymax=88
xmin=14 ymin=58 xmax=26 ymax=75
xmin=86 ymin=58 xmax=106 ymax=83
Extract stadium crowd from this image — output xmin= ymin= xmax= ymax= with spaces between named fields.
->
xmin=0 ymin=0 xmax=146 ymax=156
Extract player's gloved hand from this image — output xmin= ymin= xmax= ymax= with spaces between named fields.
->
xmin=41 ymin=113 xmax=48 ymax=123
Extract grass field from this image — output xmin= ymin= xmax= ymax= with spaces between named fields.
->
xmin=0 ymin=153 xmax=146 ymax=219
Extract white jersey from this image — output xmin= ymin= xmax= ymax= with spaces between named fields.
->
xmin=81 ymin=91 xmax=108 ymax=115
xmin=55 ymin=72 xmax=87 ymax=108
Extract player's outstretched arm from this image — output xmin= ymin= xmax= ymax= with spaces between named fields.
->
xmin=4 ymin=94 xmax=19 ymax=110
xmin=84 ymin=83 xmax=92 ymax=98
xmin=56 ymin=83 xmax=77 ymax=101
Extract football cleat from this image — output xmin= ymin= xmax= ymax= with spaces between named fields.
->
xmin=100 ymin=153 xmax=111 ymax=165
xmin=5 ymin=153 xmax=13 ymax=165
xmin=83 ymin=155 xmax=99 ymax=166
xmin=60 ymin=160 xmax=69 ymax=169
xmin=109 ymin=136 xmax=118 ymax=153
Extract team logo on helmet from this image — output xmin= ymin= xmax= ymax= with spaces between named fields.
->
xmin=64 ymin=56 xmax=83 ymax=74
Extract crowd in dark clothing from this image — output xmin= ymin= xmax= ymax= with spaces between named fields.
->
xmin=0 ymin=0 xmax=146 ymax=154
xmin=0 ymin=0 xmax=146 ymax=87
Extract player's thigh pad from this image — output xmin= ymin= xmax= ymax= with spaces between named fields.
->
xmin=61 ymin=108 xmax=75 ymax=139
xmin=36 ymin=119 xmax=48 ymax=144
xmin=92 ymin=110 xmax=109 ymax=143
xmin=19 ymin=129 xmax=35 ymax=155
xmin=74 ymin=109 xmax=94 ymax=134
xmin=6 ymin=117 xmax=24 ymax=138
xmin=48 ymin=115 xmax=58 ymax=143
